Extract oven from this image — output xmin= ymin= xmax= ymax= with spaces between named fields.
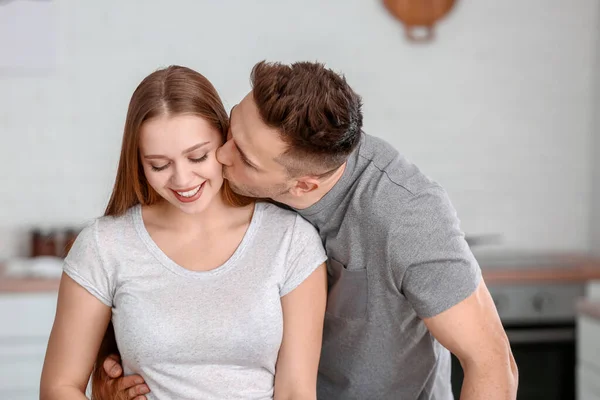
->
xmin=450 ymin=280 xmax=584 ymax=400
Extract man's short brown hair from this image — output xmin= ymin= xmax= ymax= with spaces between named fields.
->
xmin=250 ymin=60 xmax=363 ymax=177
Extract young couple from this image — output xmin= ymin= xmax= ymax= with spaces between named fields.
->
xmin=41 ymin=61 xmax=518 ymax=400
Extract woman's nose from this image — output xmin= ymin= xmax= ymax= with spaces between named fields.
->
xmin=171 ymin=164 xmax=194 ymax=187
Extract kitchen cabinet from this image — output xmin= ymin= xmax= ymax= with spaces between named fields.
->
xmin=588 ymin=280 xmax=600 ymax=298
xmin=577 ymin=281 xmax=600 ymax=400
xmin=0 ymin=292 xmax=57 ymax=399
xmin=578 ymin=361 xmax=600 ymax=400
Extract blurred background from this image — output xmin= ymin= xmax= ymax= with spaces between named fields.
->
xmin=1 ymin=0 xmax=600 ymax=399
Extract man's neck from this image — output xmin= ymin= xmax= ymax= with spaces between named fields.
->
xmin=283 ymin=162 xmax=347 ymax=210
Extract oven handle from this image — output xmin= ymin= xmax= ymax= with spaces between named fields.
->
xmin=505 ymin=327 xmax=574 ymax=344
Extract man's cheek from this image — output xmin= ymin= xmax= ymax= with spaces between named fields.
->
xmin=224 ymin=166 xmax=237 ymax=181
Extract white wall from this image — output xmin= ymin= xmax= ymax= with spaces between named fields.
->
xmin=591 ymin=10 xmax=600 ymax=257
xmin=1 ymin=0 xmax=599 ymax=258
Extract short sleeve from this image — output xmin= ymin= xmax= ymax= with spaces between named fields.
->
xmin=280 ymin=214 xmax=328 ymax=297
xmin=63 ymin=220 xmax=114 ymax=307
xmin=399 ymin=187 xmax=482 ymax=318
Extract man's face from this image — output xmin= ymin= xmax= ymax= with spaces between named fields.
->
xmin=216 ymin=92 xmax=294 ymax=201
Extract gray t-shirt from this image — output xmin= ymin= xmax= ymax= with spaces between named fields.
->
xmin=64 ymin=201 xmax=327 ymax=400
xmin=295 ymin=134 xmax=482 ymax=400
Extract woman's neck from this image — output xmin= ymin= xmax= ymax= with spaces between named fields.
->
xmin=150 ymin=193 xmax=254 ymax=234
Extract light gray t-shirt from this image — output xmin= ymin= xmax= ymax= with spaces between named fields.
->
xmin=295 ymin=133 xmax=482 ymax=399
xmin=64 ymin=201 xmax=327 ymax=400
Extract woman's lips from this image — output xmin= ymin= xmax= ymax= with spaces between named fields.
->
xmin=170 ymin=182 xmax=205 ymax=203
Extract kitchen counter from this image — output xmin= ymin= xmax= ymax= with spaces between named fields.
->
xmin=478 ymin=253 xmax=600 ymax=284
xmin=2 ymin=252 xmax=600 ymax=292
xmin=0 ymin=263 xmax=61 ymax=293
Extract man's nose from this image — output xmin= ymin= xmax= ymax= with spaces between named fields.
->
xmin=216 ymin=140 xmax=234 ymax=166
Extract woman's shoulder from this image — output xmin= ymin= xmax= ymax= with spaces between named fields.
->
xmin=98 ymin=206 xmax=138 ymax=231
xmin=74 ymin=206 xmax=139 ymax=246
xmin=257 ymin=201 xmax=300 ymax=223
xmin=256 ymin=201 xmax=319 ymax=236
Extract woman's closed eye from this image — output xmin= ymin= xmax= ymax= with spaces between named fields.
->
xmin=189 ymin=154 xmax=209 ymax=163
xmin=150 ymin=155 xmax=208 ymax=172
xmin=151 ymin=163 xmax=169 ymax=172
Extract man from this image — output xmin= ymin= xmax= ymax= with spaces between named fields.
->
xmin=99 ymin=61 xmax=518 ymax=399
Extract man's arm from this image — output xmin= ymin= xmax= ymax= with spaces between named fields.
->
xmin=423 ymin=280 xmax=518 ymax=400
xmin=391 ymin=186 xmax=518 ymax=398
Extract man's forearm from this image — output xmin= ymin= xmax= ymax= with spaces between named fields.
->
xmin=459 ymin=355 xmax=518 ymax=400
xmin=274 ymin=392 xmax=317 ymax=400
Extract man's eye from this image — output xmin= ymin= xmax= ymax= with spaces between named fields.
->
xmin=190 ymin=155 xmax=208 ymax=163
xmin=242 ymin=157 xmax=254 ymax=168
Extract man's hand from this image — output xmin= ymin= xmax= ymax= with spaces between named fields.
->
xmin=96 ymin=354 xmax=150 ymax=400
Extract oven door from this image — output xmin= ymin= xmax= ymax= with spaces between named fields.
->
xmin=450 ymin=323 xmax=575 ymax=400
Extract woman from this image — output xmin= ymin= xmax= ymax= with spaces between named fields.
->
xmin=40 ymin=66 xmax=328 ymax=400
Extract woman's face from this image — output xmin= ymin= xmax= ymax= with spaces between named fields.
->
xmin=139 ymin=114 xmax=224 ymax=214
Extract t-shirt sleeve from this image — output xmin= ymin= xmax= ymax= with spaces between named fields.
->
xmin=63 ymin=219 xmax=114 ymax=307
xmin=399 ymin=186 xmax=482 ymax=318
xmin=280 ymin=214 xmax=328 ymax=297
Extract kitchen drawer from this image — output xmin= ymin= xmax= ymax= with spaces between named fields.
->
xmin=0 ymin=293 xmax=57 ymax=338
xmin=0 ymin=343 xmax=46 ymax=397
xmin=0 ymin=293 xmax=56 ymax=398
xmin=578 ymin=364 xmax=600 ymax=400
xmin=580 ymin=386 xmax=600 ymax=400
xmin=0 ymin=389 xmax=39 ymax=400
xmin=0 ymin=339 xmax=48 ymax=358
xmin=0 ymin=342 xmax=92 ymax=398
xmin=0 ymin=357 xmax=45 ymax=391
xmin=578 ymin=315 xmax=600 ymax=371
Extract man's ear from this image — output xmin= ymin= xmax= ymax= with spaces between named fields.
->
xmin=288 ymin=176 xmax=320 ymax=197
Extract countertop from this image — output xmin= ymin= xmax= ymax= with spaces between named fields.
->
xmin=478 ymin=253 xmax=600 ymax=284
xmin=0 ymin=263 xmax=61 ymax=293
xmin=2 ymin=252 xmax=600 ymax=293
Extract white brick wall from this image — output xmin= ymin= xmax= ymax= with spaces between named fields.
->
xmin=591 ymin=23 xmax=600 ymax=256
xmin=1 ymin=0 xmax=599 ymax=258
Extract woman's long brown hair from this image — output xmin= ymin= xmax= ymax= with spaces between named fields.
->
xmin=90 ymin=66 xmax=251 ymax=399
